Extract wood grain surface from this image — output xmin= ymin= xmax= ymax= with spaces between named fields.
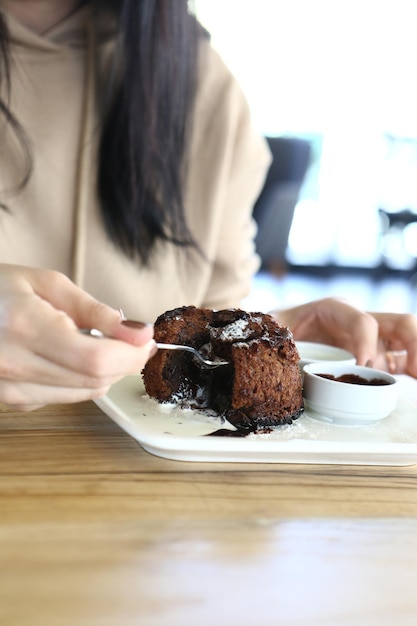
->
xmin=1 ymin=399 xmax=417 ymax=626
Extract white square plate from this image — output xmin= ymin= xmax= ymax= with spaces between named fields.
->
xmin=95 ymin=375 xmax=417 ymax=466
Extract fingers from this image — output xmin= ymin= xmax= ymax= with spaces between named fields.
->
xmin=40 ymin=269 xmax=155 ymax=347
xmin=0 ymin=315 xmax=154 ymax=409
xmin=342 ymin=309 xmax=379 ymax=367
xmin=110 ymin=319 xmax=154 ymax=346
xmin=275 ymin=298 xmax=417 ymax=379
xmin=0 ymin=380 xmax=113 ymax=412
xmin=0 ymin=268 xmax=155 ymax=376
xmin=0 ymin=320 xmax=153 ymax=409
xmin=370 ymin=312 xmax=417 ymax=377
xmin=0 ymin=266 xmax=156 ymax=409
xmin=276 ymin=298 xmax=380 ymax=366
xmin=372 ymin=349 xmax=408 ymax=376
xmin=1 ymin=318 xmax=155 ymax=383
xmin=24 ymin=268 xmax=155 ymax=345
xmin=0 ymin=334 xmax=153 ymax=388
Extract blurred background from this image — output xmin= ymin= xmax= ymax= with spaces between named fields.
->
xmin=194 ymin=0 xmax=417 ymax=313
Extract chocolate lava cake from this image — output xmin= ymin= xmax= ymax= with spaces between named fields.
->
xmin=142 ymin=306 xmax=304 ymax=432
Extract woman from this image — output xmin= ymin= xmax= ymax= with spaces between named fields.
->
xmin=0 ymin=0 xmax=415 ymax=411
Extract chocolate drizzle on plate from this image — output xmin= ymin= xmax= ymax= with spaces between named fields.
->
xmin=206 ymin=427 xmax=250 ymax=438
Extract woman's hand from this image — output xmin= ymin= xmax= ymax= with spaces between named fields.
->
xmin=271 ymin=297 xmax=417 ymax=378
xmin=0 ymin=264 xmax=155 ymax=411
xmin=368 ymin=311 xmax=417 ymax=376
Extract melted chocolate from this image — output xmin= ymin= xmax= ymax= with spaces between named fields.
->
xmin=317 ymin=373 xmax=391 ymax=386
xmin=206 ymin=427 xmax=250 ymax=438
xmin=206 ymin=425 xmax=274 ymax=438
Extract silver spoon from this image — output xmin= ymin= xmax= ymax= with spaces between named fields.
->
xmin=79 ymin=329 xmax=229 ymax=369
xmin=155 ymin=342 xmax=229 ymax=369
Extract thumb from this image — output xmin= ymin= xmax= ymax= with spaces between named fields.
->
xmin=29 ymin=268 xmax=155 ymax=347
xmin=110 ymin=319 xmax=155 ymax=347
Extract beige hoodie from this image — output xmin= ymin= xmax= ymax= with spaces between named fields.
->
xmin=0 ymin=4 xmax=270 ymax=321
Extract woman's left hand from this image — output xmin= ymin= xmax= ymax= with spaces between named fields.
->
xmin=271 ymin=297 xmax=417 ymax=378
xmin=369 ymin=311 xmax=417 ymax=376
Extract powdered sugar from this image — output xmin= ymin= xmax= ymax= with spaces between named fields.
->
xmin=218 ymin=318 xmax=251 ymax=341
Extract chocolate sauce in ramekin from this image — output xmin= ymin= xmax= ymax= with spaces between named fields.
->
xmin=317 ymin=373 xmax=391 ymax=386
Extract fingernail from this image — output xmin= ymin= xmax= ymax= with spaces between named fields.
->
xmin=121 ymin=320 xmax=150 ymax=330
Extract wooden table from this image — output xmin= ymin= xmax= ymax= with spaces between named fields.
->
xmin=1 ymin=382 xmax=417 ymax=626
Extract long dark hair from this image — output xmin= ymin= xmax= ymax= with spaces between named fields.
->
xmin=0 ymin=0 xmax=202 ymax=264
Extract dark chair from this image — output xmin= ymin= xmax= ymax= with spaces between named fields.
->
xmin=253 ymin=135 xmax=311 ymax=274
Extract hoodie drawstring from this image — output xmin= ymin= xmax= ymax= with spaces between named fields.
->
xmin=70 ymin=15 xmax=96 ymax=287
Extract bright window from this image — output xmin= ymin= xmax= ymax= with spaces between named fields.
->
xmin=194 ymin=0 xmax=417 ymax=269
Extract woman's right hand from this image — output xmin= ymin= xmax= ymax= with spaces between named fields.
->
xmin=0 ymin=264 xmax=155 ymax=411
